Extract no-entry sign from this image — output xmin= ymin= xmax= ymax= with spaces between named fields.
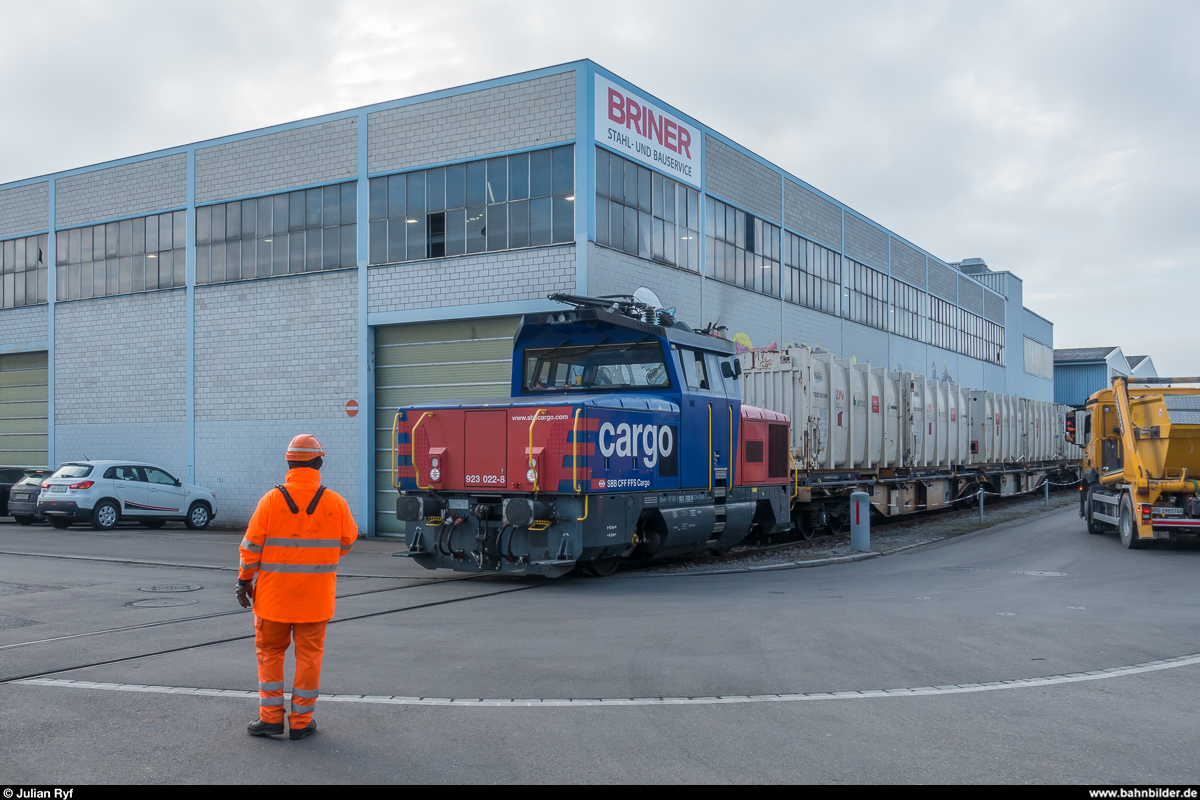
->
xmin=346 ymin=400 xmax=359 ymax=417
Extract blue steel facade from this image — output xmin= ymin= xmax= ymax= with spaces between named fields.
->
xmin=0 ymin=60 xmax=1055 ymax=533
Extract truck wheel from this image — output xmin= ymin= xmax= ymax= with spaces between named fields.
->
xmin=1119 ymin=495 xmax=1146 ymax=549
xmin=1085 ymin=487 xmax=1104 ymax=534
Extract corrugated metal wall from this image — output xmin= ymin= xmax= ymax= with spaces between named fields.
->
xmin=1054 ymin=363 xmax=1107 ymax=406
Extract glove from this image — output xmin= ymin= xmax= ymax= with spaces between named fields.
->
xmin=235 ymin=581 xmax=254 ymax=609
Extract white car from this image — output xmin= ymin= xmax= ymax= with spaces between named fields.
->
xmin=38 ymin=460 xmax=218 ymax=531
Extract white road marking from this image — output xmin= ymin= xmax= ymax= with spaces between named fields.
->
xmin=15 ymin=652 xmax=1200 ymax=708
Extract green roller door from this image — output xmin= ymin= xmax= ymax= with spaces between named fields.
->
xmin=374 ymin=317 xmax=519 ymax=535
xmin=0 ymin=351 xmax=48 ymax=468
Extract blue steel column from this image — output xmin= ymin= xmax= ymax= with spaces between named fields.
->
xmin=46 ymin=182 xmax=56 ymax=467
xmin=357 ymin=111 xmax=373 ymax=535
xmin=575 ymin=64 xmax=590 ymax=295
xmin=185 ymin=149 xmax=196 ymax=484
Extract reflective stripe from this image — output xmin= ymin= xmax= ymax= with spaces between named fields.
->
xmin=264 ymin=538 xmax=342 ymax=549
xmin=259 ymin=681 xmax=284 ymax=692
xmin=259 ymin=562 xmax=337 ymax=574
xmin=288 ymin=447 xmax=323 ymax=453
xmin=239 ymin=559 xmax=260 ymax=570
xmin=340 ymin=546 xmax=353 ymax=554
xmin=291 ymin=699 xmax=316 ymax=712
xmin=292 ymin=688 xmax=320 ymax=699
xmin=241 ymin=538 xmax=263 ymax=553
xmin=260 ymin=697 xmax=285 ymax=707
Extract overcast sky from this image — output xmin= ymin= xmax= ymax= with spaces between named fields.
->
xmin=2 ymin=0 xmax=1196 ymax=374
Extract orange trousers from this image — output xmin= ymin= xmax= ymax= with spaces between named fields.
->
xmin=254 ymin=616 xmax=328 ymax=729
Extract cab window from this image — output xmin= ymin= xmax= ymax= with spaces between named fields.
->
xmin=676 ymin=347 xmax=709 ymax=391
xmin=145 ymin=468 xmax=177 ymax=486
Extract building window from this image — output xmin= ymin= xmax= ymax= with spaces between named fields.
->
xmin=891 ymin=279 xmax=924 ymax=341
xmin=845 ymin=259 xmax=888 ymax=331
xmin=986 ymin=321 xmax=1006 ymax=366
xmin=1024 ymin=336 xmax=1050 ymax=378
xmin=0 ymin=234 xmax=49 ymax=308
xmin=929 ymin=295 xmax=957 ymax=352
xmin=705 ymin=197 xmax=781 ymax=297
xmin=960 ymin=308 xmax=985 ymax=360
xmin=784 ymin=232 xmax=841 ymax=316
xmin=56 ymin=212 xmax=185 ymax=300
xmin=595 ymin=147 xmax=700 ymax=271
xmin=196 ymin=182 xmax=356 ymax=285
xmin=368 ymin=145 xmax=574 ymax=266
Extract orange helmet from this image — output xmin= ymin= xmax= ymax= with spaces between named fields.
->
xmin=286 ymin=434 xmax=325 ymax=462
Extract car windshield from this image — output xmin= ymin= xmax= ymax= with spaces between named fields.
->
xmin=51 ymin=464 xmax=93 ymax=479
xmin=523 ymin=342 xmax=671 ymax=393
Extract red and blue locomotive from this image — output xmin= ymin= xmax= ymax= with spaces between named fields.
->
xmin=393 ymin=294 xmax=792 ymax=577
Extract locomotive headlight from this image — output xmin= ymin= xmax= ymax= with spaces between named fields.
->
xmin=526 ymin=468 xmax=537 ymax=483
xmin=429 ymin=467 xmax=441 ymax=482
xmin=430 ymin=456 xmax=440 ymax=468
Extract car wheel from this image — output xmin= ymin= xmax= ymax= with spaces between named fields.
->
xmin=186 ymin=502 xmax=211 ymax=531
xmin=1119 ymin=494 xmax=1147 ymax=550
xmin=15 ymin=516 xmax=34 ymax=526
xmin=144 ymin=520 xmax=166 ymax=529
xmin=91 ymin=500 xmax=120 ymax=531
xmin=48 ymin=516 xmax=72 ymax=529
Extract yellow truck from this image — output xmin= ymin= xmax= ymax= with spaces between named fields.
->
xmin=1070 ymin=376 xmax=1200 ymax=548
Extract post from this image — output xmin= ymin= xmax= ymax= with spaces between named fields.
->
xmin=979 ymin=488 xmax=985 ymax=523
xmin=1044 ymin=479 xmax=1050 ymax=508
xmin=850 ymin=492 xmax=870 ymax=552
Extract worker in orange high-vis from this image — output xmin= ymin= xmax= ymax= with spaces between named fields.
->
xmin=236 ymin=434 xmax=358 ymax=740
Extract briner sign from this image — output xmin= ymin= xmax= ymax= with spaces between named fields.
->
xmin=595 ymin=75 xmax=702 ymax=188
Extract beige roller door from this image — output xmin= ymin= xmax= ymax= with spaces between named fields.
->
xmin=0 ymin=351 xmax=49 ymax=468
xmin=374 ymin=316 xmax=519 ymax=535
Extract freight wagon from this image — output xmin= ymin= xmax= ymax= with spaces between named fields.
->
xmin=392 ymin=294 xmax=1078 ymax=576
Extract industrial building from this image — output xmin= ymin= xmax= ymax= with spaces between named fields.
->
xmin=0 ymin=60 xmax=1056 ymax=534
xmin=1054 ymin=347 xmax=1158 ymax=406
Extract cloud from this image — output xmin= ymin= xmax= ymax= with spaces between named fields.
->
xmin=1 ymin=0 xmax=1196 ymax=372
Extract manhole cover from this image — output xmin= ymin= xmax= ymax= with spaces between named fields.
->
xmin=939 ymin=566 xmax=987 ymax=572
xmin=130 ymin=598 xmax=198 ymax=608
xmin=139 ymin=585 xmax=202 ymax=593
xmin=1016 ymin=571 xmax=1069 ymax=577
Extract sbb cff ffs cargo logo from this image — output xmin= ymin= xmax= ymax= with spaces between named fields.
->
xmin=598 ymin=421 xmax=674 ymax=469
xmin=595 ymin=74 xmax=702 ymax=188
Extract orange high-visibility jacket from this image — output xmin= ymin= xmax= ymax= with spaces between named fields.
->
xmin=238 ymin=468 xmax=359 ymax=623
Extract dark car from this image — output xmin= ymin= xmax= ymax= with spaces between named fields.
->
xmin=6 ymin=469 xmax=49 ymax=524
xmin=0 ymin=467 xmax=35 ymax=516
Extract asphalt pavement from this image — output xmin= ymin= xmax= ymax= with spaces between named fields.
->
xmin=1 ymin=509 xmax=1197 ymax=784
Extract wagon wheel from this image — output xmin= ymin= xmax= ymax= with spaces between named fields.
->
xmin=585 ymin=556 xmax=621 ymax=577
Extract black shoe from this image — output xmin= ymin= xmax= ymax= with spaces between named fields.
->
xmin=289 ymin=720 xmax=317 ymax=740
xmin=247 ymin=719 xmax=285 ymax=737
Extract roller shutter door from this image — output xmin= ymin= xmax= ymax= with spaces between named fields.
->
xmin=0 ymin=351 xmax=49 ymax=468
xmin=374 ymin=317 xmax=519 ymax=534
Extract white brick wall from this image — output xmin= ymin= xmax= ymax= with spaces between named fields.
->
xmin=890 ymin=238 xmax=926 ymax=288
xmin=54 ymin=422 xmax=187 ymax=477
xmin=784 ymin=180 xmax=841 ymax=250
xmin=195 ymin=271 xmax=358 ymax=421
xmin=841 ymin=321 xmax=889 ymax=368
xmin=783 ymin=302 xmax=843 ymax=353
xmin=0 ymin=304 xmax=48 ymax=347
xmin=844 ymin=213 xmax=888 ymax=271
xmin=704 ymin=136 xmax=782 ymax=224
xmin=587 ymin=244 xmax=703 ymax=327
xmin=888 ymin=335 xmax=927 ymax=375
xmin=368 ymin=246 xmax=575 ymax=314
xmin=197 ymin=417 xmax=358 ymax=527
xmin=195 ymin=118 xmax=358 ymax=204
xmin=367 ymin=73 xmax=575 ymax=174
xmin=54 ymin=290 xmax=187 ymax=423
xmin=0 ymin=182 xmax=49 ymax=238
xmin=56 ymin=155 xmax=187 ymax=228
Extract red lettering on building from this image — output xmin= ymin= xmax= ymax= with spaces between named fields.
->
xmin=608 ymin=89 xmax=625 ymax=125
xmin=626 ymin=99 xmax=642 ymax=134
xmin=663 ymin=119 xmax=678 ymax=151
xmin=678 ymin=126 xmax=692 ymax=158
